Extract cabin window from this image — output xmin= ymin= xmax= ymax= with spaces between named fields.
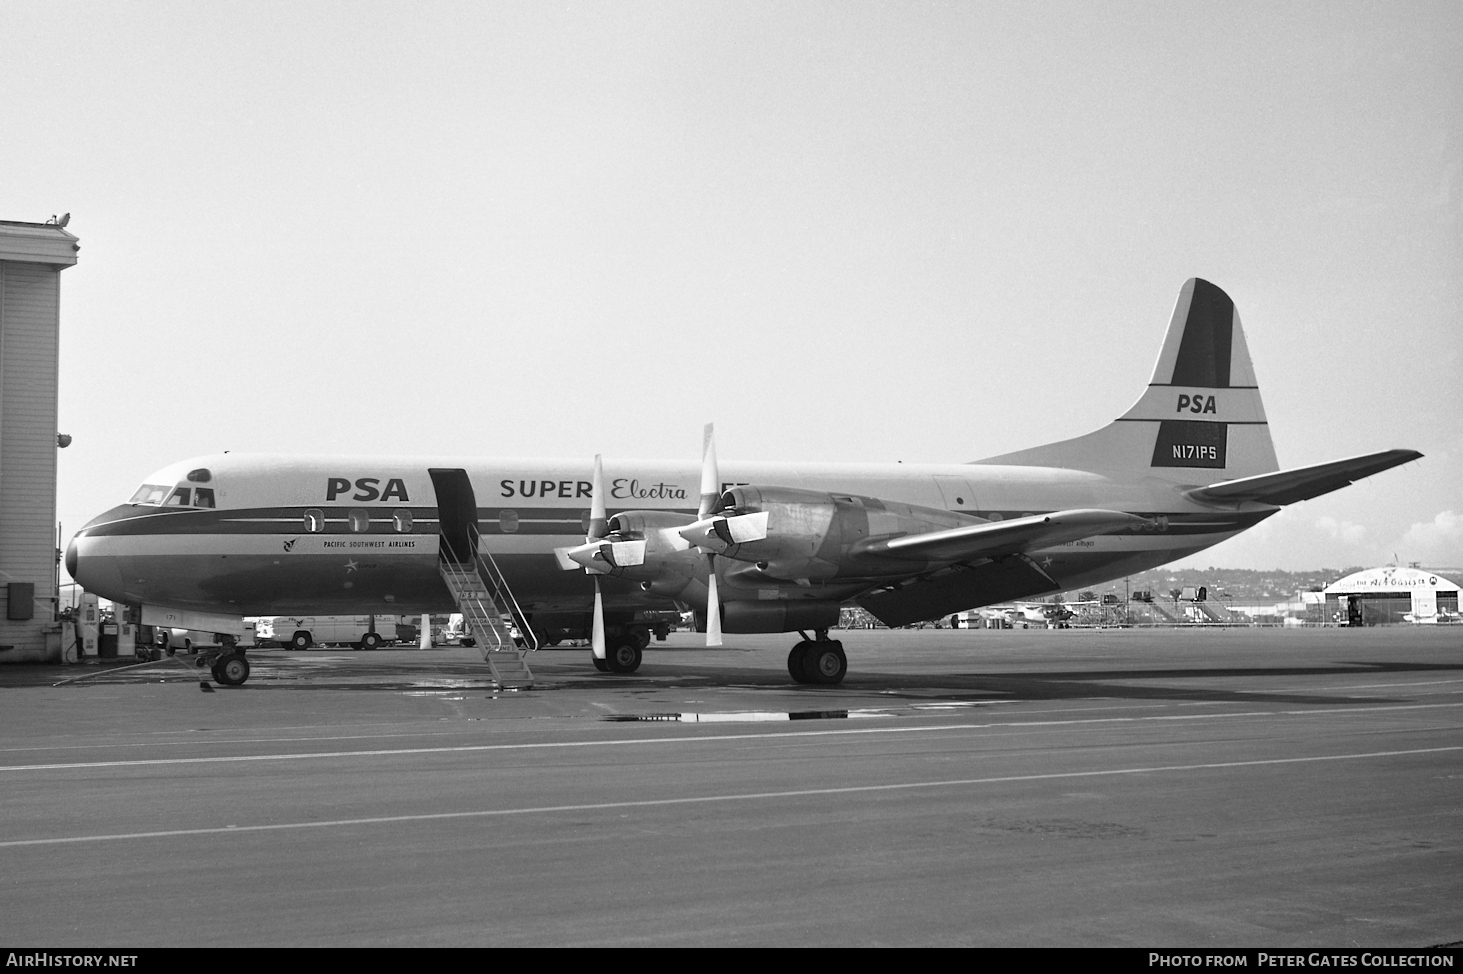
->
xmin=304 ymin=509 xmax=325 ymax=533
xmin=193 ymin=488 xmax=216 ymax=509
xmin=165 ymin=487 xmax=192 ymax=506
xmin=499 ymin=510 xmax=519 ymax=533
xmin=348 ymin=509 xmax=370 ymax=533
xmin=392 ymin=510 xmax=412 ymax=533
xmin=129 ymin=484 xmax=170 ymax=506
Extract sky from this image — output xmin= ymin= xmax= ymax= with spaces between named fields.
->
xmin=3 ymin=0 xmax=1459 ymax=573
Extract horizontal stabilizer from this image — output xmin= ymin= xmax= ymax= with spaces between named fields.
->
xmin=1184 ymin=449 xmax=1422 ymax=506
xmin=858 ymin=509 xmax=1151 ymax=565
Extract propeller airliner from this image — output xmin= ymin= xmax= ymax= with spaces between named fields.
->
xmin=67 ymin=279 xmax=1420 ymax=686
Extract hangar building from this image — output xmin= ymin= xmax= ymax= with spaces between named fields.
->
xmin=0 ymin=218 xmax=79 ymax=662
xmin=1323 ymin=566 xmax=1460 ymax=626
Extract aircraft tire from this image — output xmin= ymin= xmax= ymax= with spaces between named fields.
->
xmin=804 ymin=641 xmax=847 ymax=685
xmin=289 ymin=632 xmax=311 ymax=651
xmin=360 ymin=632 xmax=382 ymax=651
xmin=606 ymin=640 xmax=642 ymax=674
xmin=787 ymin=641 xmax=812 ymax=683
xmin=213 ymin=653 xmax=250 ymax=686
xmin=629 ymin=625 xmax=651 ymax=650
xmin=592 ymin=656 xmax=610 ymax=672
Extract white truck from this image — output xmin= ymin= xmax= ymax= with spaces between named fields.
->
xmin=255 ymin=615 xmax=415 ymax=651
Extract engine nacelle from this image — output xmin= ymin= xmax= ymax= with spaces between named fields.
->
xmin=680 ymin=485 xmax=979 ymax=582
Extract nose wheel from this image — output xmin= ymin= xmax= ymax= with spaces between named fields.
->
xmin=209 ymin=652 xmax=251 ymax=686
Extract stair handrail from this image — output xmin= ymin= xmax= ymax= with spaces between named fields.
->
xmin=469 ymin=526 xmax=541 ymax=652
xmin=439 ymin=555 xmax=505 ymax=652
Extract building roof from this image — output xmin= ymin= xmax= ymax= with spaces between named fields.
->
xmin=0 ymin=220 xmax=80 ymax=266
xmin=1324 ymin=566 xmax=1460 ymax=595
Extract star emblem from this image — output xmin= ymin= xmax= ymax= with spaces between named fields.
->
xmin=344 ymin=559 xmax=359 ymax=573
xmin=1040 ymin=556 xmax=1054 ymax=567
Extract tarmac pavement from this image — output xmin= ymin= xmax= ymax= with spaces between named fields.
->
xmin=1 ymin=626 xmax=1459 ymax=946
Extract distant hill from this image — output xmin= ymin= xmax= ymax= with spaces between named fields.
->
xmin=1067 ymin=567 xmax=1358 ymax=602
xmin=1065 ymin=565 xmax=1459 ymax=603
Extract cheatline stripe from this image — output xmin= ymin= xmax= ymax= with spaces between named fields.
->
xmin=2 ymin=701 xmax=1459 ymax=773
xmin=1 ymin=745 xmax=1456 ymax=849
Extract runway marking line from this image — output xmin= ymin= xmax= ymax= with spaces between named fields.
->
xmin=1 ymin=701 xmax=1459 ymax=773
xmin=0 ymin=744 xmax=1457 ymax=850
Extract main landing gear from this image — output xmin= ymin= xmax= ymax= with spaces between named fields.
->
xmin=788 ymin=631 xmax=846 ymax=685
xmin=589 ymin=625 xmax=649 ymax=675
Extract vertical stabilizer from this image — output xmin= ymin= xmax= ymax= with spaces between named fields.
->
xmin=974 ymin=279 xmax=1280 ymax=481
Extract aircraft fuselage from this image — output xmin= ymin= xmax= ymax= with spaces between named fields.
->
xmin=68 ymin=452 xmax=1272 ymax=623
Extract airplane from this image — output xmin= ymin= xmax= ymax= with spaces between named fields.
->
xmin=66 ymin=278 xmax=1421 ymax=687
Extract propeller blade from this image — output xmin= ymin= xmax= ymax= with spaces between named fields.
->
xmin=725 ymin=510 xmax=768 ymax=543
xmin=587 ymin=454 xmax=608 ymax=660
xmin=697 ymin=424 xmax=725 ymax=647
xmin=698 ymin=423 xmax=720 ymax=519
xmin=609 ymin=539 xmax=646 ymax=566
xmin=705 ymin=558 xmax=723 ymax=647
xmin=591 ymin=577 xmax=606 ymax=659
xmin=588 ymin=453 xmax=608 ymax=541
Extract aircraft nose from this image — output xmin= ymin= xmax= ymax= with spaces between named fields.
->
xmin=66 ymin=506 xmax=134 ymax=602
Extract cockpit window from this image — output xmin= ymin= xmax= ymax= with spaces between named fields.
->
xmin=129 ymin=484 xmax=171 ymax=505
xmin=193 ymin=488 xmax=215 ymax=509
xmin=165 ymin=488 xmax=192 ymax=506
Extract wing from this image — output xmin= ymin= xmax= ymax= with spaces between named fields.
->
xmin=1184 ymin=449 xmax=1422 ymax=506
xmin=855 ymin=508 xmax=1152 ymax=564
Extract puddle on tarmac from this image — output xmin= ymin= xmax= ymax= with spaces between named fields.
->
xmin=602 ymin=708 xmax=893 ymax=723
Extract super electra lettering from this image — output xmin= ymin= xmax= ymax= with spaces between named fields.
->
xmin=326 ymin=478 xmax=409 ymax=502
xmin=611 ymin=479 xmax=688 ymax=501
xmin=495 ymin=478 xmax=689 ymax=501
xmin=500 ymin=480 xmax=593 ymax=499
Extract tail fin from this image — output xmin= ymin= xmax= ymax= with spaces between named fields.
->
xmin=974 ymin=278 xmax=1280 ymax=481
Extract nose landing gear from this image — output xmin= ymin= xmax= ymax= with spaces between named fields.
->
xmin=788 ymin=630 xmax=846 ymax=685
xmin=202 ymin=650 xmax=251 ymax=686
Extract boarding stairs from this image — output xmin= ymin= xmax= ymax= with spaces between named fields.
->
xmin=1193 ymin=600 xmax=1236 ymax=624
xmin=439 ymin=531 xmax=538 ymax=688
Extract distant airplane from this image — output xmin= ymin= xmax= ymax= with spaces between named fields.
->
xmin=68 ymin=279 xmax=1420 ymax=686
